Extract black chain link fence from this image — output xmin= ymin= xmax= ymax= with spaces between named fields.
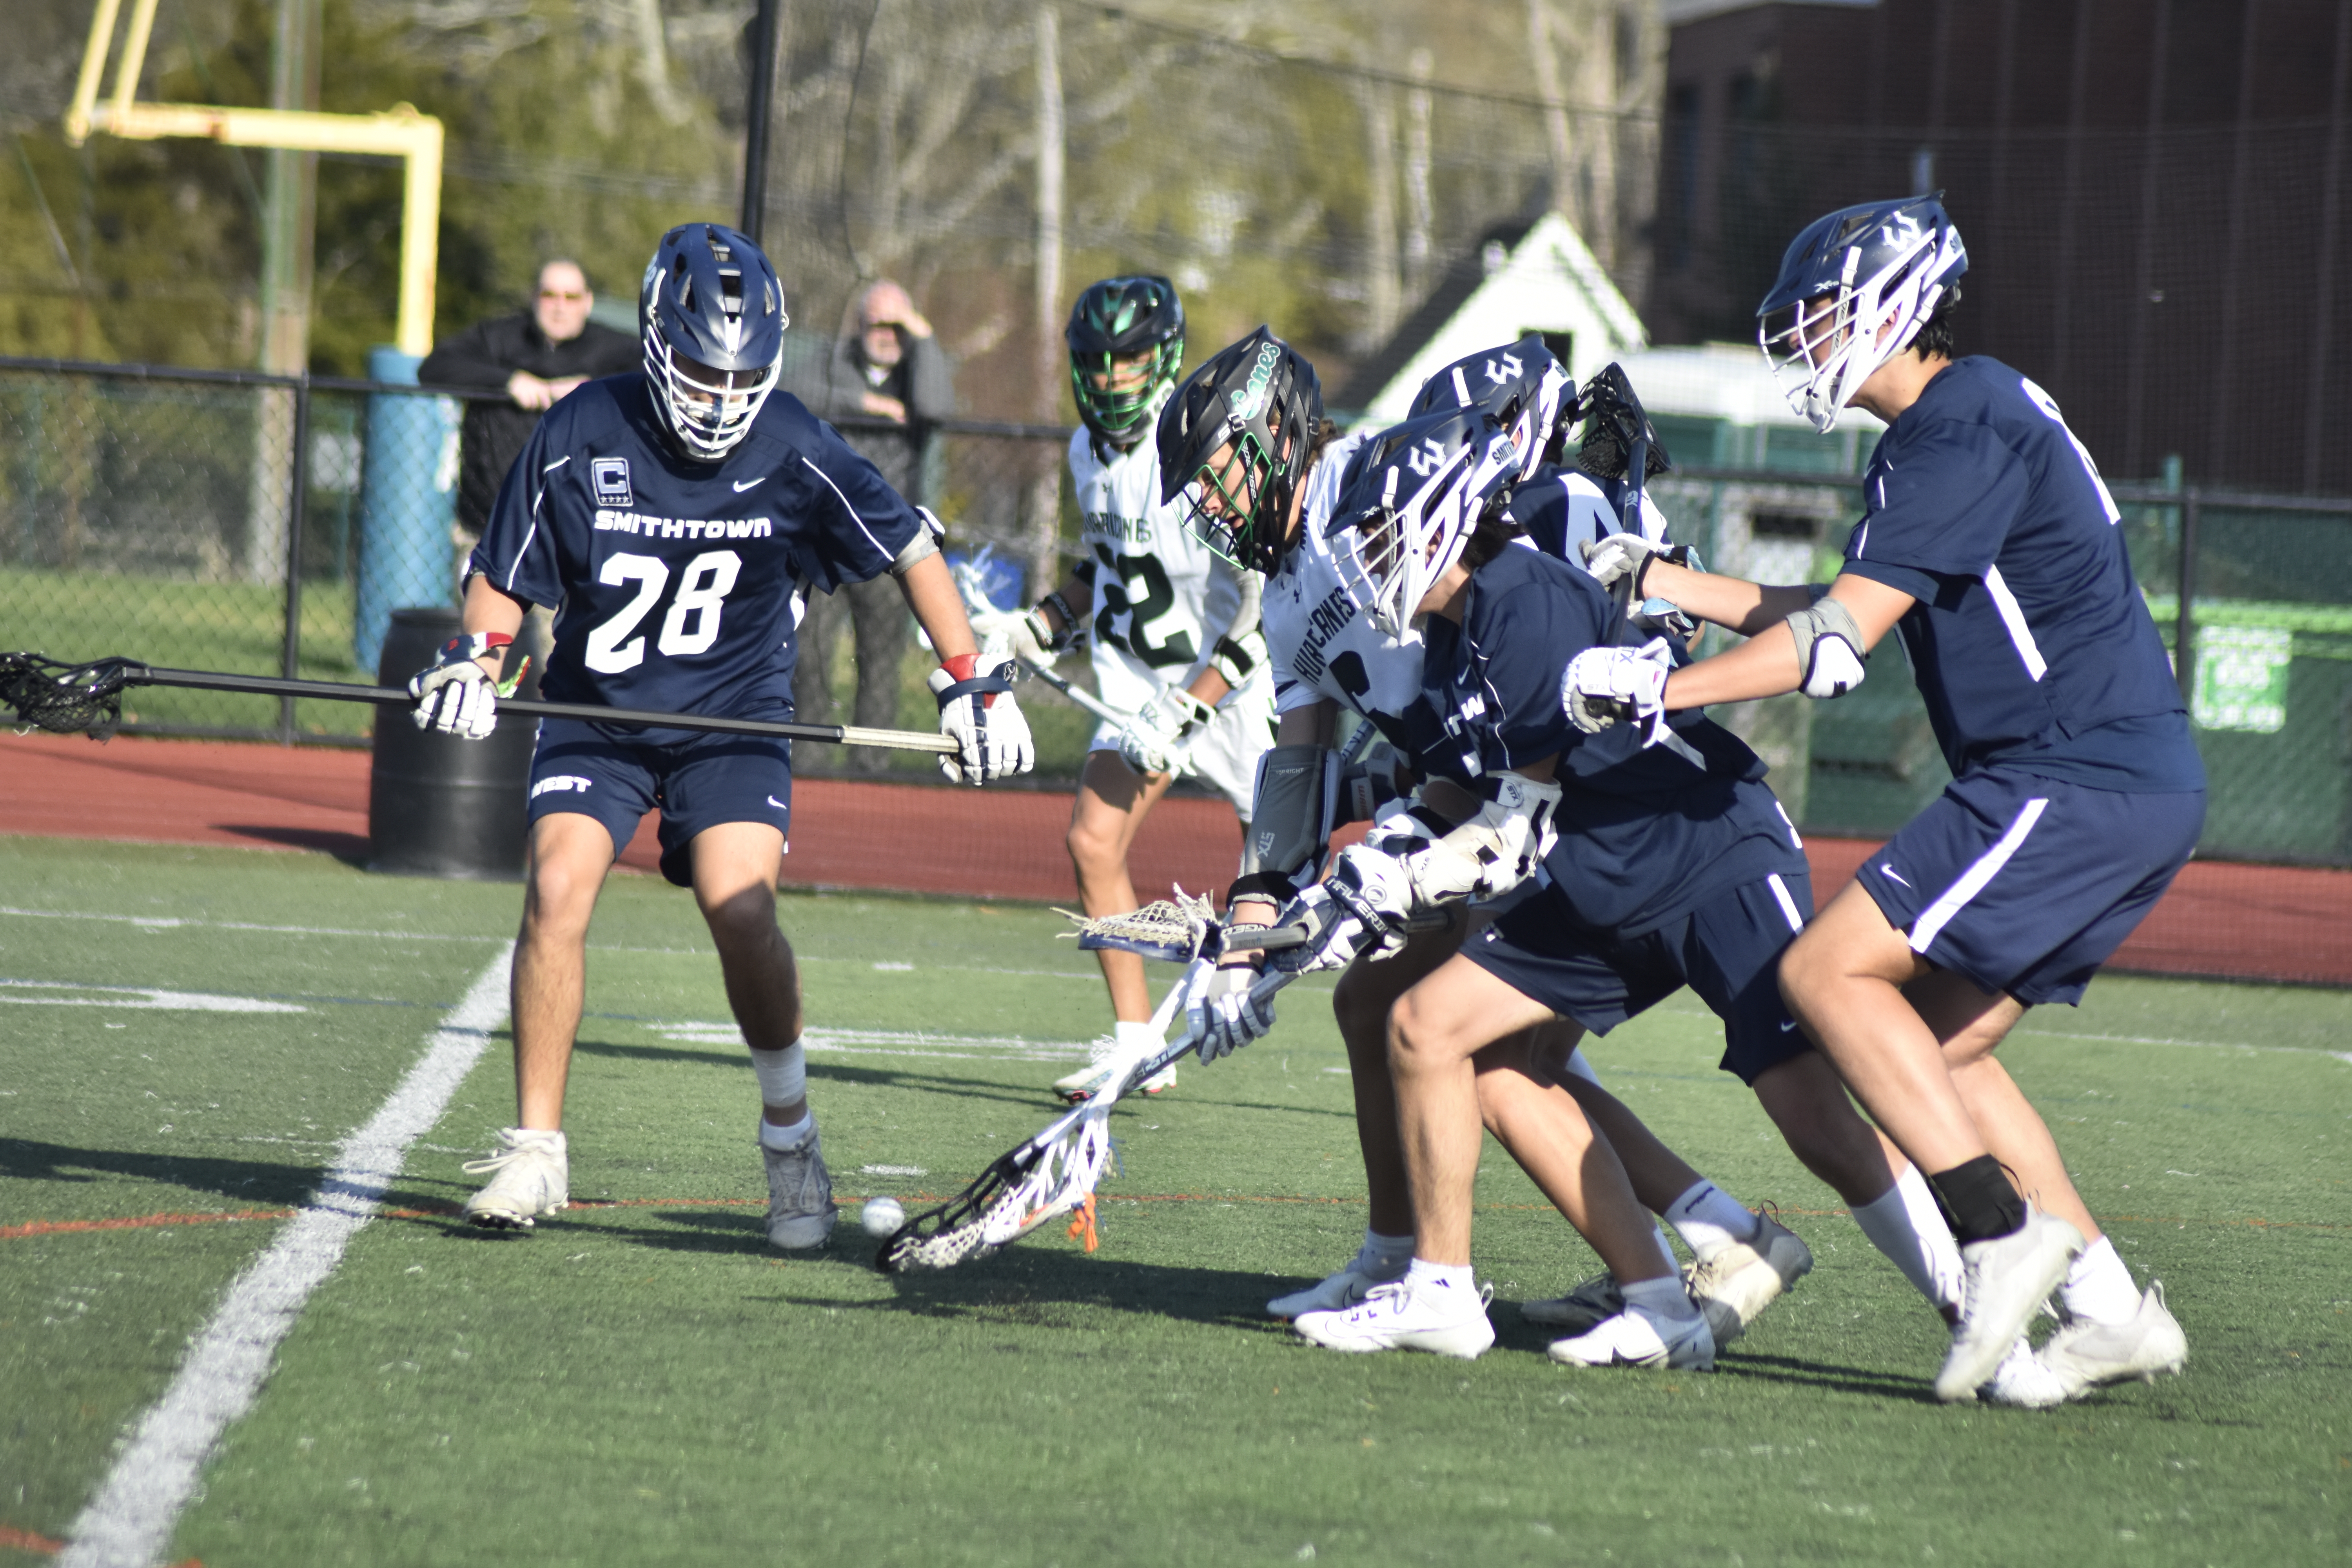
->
xmin=4 ymin=356 xmax=2346 ymax=862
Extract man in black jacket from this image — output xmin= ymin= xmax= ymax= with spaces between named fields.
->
xmin=421 ymin=260 xmax=640 ymax=537
xmin=784 ymin=280 xmax=956 ymax=765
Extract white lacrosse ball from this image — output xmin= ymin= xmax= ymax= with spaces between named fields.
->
xmin=861 ymin=1197 xmax=906 ymax=1237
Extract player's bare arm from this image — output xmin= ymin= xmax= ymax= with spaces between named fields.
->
xmin=1661 ymin=573 xmax=1915 ymax=710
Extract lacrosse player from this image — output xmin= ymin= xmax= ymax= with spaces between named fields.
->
xmin=1563 ymin=194 xmax=2201 ymax=1402
xmin=968 ymin=277 xmax=1274 ymax=1103
xmin=1152 ymin=338 xmax=1985 ymax=1382
xmin=410 ymin=223 xmax=1031 ymax=1248
xmin=1151 ymin=334 xmax=1926 ymax=1366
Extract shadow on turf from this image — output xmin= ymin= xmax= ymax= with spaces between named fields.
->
xmin=221 ymin=824 xmax=372 ymax=866
xmin=0 ymin=1136 xmax=322 ymax=1208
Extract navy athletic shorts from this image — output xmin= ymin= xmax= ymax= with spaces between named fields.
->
xmin=1855 ymin=766 xmax=2205 ymax=1006
xmin=1465 ymin=867 xmax=1816 ymax=1085
xmin=526 ymin=716 xmax=792 ymax=888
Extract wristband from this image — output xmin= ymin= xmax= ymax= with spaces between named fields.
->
xmin=939 ymin=652 xmax=980 ymax=683
xmin=439 ymin=632 xmax=514 ymax=663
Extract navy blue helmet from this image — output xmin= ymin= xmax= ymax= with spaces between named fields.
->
xmin=639 ymin=223 xmax=789 ymax=462
xmin=1327 ymin=407 xmax=1521 ymax=638
xmin=1757 ymin=194 xmax=1966 ymax=433
xmin=1408 ymin=333 xmax=1576 ymax=483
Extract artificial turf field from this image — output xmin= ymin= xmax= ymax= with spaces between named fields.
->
xmin=2 ymin=836 xmax=2345 ymax=1567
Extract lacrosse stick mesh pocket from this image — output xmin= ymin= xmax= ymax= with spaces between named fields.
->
xmin=0 ymin=653 xmax=133 ymax=738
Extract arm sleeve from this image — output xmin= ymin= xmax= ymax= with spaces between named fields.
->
xmin=419 ymin=318 xmax=521 ymax=391
xmin=465 ymin=417 xmax=569 ymax=608
xmin=787 ymin=416 xmax=926 ymax=592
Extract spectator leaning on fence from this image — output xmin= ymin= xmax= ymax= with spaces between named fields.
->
xmin=784 ymin=280 xmax=956 ymax=766
xmin=419 ymin=260 xmax=639 ymax=541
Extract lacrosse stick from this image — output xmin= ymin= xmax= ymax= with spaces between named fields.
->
xmin=947 ymin=554 xmax=1138 ymax=733
xmin=877 ymin=900 xmax=1298 ymax=1274
xmin=0 ymin=652 xmax=958 ymax=753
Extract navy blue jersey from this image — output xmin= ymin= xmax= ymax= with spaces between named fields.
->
xmin=1504 ymin=464 xmax=1670 ymax=561
xmin=1840 ymin=358 xmax=2202 ymax=791
xmin=470 ymin=374 xmax=922 ymax=719
xmin=1410 ymin=546 xmax=1798 ymax=936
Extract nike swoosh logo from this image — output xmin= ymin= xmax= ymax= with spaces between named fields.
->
xmin=767 ymin=795 xmax=788 ymax=809
xmin=1778 ymin=1019 xmax=1798 ymax=1033
xmin=1879 ymin=864 xmax=1911 ymax=887
xmin=732 ymin=477 xmax=766 ymax=492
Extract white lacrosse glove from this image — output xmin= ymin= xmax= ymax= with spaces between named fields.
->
xmin=966 ymin=605 xmax=1056 ymax=667
xmin=1561 ymin=636 xmax=1675 ymax=745
xmin=1189 ymin=965 xmax=1276 ymax=1063
xmin=1322 ymin=843 xmax=1422 ymax=963
xmin=929 ymin=657 xmax=1036 ymax=786
xmin=1579 ymin=535 xmax=1702 ymax=597
xmin=1118 ymin=685 xmax=1213 ymax=777
xmin=407 ymin=631 xmax=510 ymax=740
xmin=1260 ymin=883 xmax=1370 ymax=975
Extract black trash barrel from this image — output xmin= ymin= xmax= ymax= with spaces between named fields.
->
xmin=368 ymin=607 xmax=539 ymax=879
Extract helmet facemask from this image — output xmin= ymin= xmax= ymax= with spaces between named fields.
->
xmin=1158 ymin=328 xmax=1322 ymax=575
xmin=1328 ymin=419 xmax=1520 ymax=640
xmin=641 ymin=225 xmax=787 ymax=463
xmin=1757 ymin=199 xmax=1964 ymax=434
xmin=1180 ymin=423 xmax=1292 ymax=574
xmin=1071 ymin=339 xmax=1183 ymax=444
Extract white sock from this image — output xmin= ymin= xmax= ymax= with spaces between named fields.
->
xmin=2060 ymin=1236 xmax=2141 ymax=1325
xmin=1621 ymin=1274 xmax=1700 ymax=1323
xmin=1648 ymin=1225 xmax=1679 ymax=1274
xmin=758 ymin=1112 xmax=814 ymax=1151
xmin=1358 ymin=1229 xmax=1414 ymax=1275
xmin=749 ymin=1043 xmax=805 ymax=1108
xmin=1405 ymin=1257 xmax=1476 ymax=1296
xmin=1850 ymin=1165 xmax=1965 ymax=1316
xmin=1114 ymin=1019 xmax=1162 ymax=1053
xmin=1664 ymin=1180 xmax=1759 ymax=1261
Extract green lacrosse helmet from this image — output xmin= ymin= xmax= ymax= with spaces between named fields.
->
xmin=1065 ymin=275 xmax=1185 ymax=445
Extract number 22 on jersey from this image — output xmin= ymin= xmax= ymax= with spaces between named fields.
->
xmin=584 ymin=550 xmax=742 ymax=673
xmin=1091 ymin=544 xmax=1196 ymax=668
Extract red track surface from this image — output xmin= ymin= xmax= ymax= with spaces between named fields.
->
xmin=4 ymin=731 xmax=2347 ymax=985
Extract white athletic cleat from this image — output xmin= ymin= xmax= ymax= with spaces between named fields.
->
xmin=1686 ymin=1210 xmax=1813 ymax=1346
xmin=2039 ymin=1283 xmax=2187 ymax=1396
xmin=1268 ymin=1255 xmax=1408 ymax=1318
xmin=1520 ymin=1271 xmax=1626 ymax=1333
xmin=1977 ymin=1336 xmax=2069 ymax=1409
xmin=1140 ymin=1060 xmax=1176 ymax=1095
xmin=1936 ymin=1204 xmax=2083 ymax=1403
xmin=1293 ymin=1277 xmax=1496 ymax=1359
xmin=1548 ymin=1305 xmax=1716 ymax=1372
xmin=760 ymin=1121 xmax=837 ymax=1250
xmin=462 ymin=1127 xmax=569 ymax=1230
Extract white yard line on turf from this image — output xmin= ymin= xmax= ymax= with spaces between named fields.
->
xmin=0 ymin=905 xmax=505 ymax=944
xmin=56 ymin=944 xmax=515 ymax=1568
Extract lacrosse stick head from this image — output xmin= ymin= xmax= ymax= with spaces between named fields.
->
xmin=875 ymin=1104 xmax=1116 ymax=1272
xmin=0 ymin=653 xmax=139 ymax=739
xmin=1060 ymin=887 xmax=1219 ymax=963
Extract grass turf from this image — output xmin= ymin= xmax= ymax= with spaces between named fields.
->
xmin=1 ymin=835 xmax=2345 ymax=1566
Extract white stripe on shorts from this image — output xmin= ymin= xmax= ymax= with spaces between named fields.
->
xmin=1907 ymin=796 xmax=2050 ymax=955
xmin=1766 ymin=872 xmax=1805 ymax=933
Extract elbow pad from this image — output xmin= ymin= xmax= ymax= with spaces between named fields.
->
xmin=1785 ymin=598 xmax=1867 ymax=700
xmin=887 ymin=506 xmax=946 ymax=575
xmin=1231 ymin=744 xmax=1337 ymax=904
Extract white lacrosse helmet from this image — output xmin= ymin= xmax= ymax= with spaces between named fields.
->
xmin=1757 ymin=194 xmax=1967 ymax=433
xmin=1327 ymin=408 xmax=1522 ymax=639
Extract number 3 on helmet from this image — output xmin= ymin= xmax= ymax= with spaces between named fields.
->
xmin=640 ymin=223 xmax=789 ymax=463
